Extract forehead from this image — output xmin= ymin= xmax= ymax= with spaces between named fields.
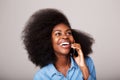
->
xmin=53 ymin=23 xmax=70 ymax=31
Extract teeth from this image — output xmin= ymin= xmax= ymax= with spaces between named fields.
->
xmin=60 ymin=42 xmax=69 ymax=46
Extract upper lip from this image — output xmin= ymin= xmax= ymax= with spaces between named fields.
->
xmin=59 ymin=42 xmax=70 ymax=46
xmin=59 ymin=39 xmax=71 ymax=46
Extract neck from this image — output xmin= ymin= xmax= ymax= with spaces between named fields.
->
xmin=56 ymin=54 xmax=70 ymax=65
xmin=54 ymin=54 xmax=71 ymax=76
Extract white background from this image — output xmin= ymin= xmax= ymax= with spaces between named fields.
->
xmin=0 ymin=0 xmax=120 ymax=80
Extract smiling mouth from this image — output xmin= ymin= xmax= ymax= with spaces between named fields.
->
xmin=59 ymin=42 xmax=71 ymax=48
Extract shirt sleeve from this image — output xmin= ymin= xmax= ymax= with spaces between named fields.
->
xmin=88 ymin=65 xmax=96 ymax=80
xmin=34 ymin=74 xmax=39 ymax=80
xmin=33 ymin=70 xmax=45 ymax=80
xmin=34 ymin=72 xmax=42 ymax=80
xmin=86 ymin=57 xmax=96 ymax=80
xmin=33 ymin=68 xmax=51 ymax=80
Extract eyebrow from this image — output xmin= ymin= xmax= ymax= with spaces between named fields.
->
xmin=53 ymin=29 xmax=71 ymax=32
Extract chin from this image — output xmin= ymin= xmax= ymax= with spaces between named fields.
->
xmin=61 ymin=50 xmax=70 ymax=55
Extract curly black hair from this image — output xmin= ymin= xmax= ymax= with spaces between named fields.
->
xmin=22 ymin=8 xmax=94 ymax=68
xmin=72 ymin=29 xmax=94 ymax=57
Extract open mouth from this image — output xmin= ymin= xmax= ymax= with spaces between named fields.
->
xmin=59 ymin=42 xmax=71 ymax=48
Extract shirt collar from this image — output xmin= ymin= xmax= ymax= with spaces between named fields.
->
xmin=69 ymin=57 xmax=78 ymax=70
xmin=48 ymin=57 xmax=78 ymax=78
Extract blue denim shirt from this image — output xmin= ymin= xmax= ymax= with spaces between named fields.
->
xmin=34 ymin=57 xmax=96 ymax=80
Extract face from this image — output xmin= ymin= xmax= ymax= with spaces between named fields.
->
xmin=51 ymin=23 xmax=75 ymax=56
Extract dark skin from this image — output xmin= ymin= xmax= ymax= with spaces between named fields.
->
xmin=52 ymin=23 xmax=89 ymax=80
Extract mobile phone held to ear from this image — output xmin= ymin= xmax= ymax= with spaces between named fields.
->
xmin=70 ymin=48 xmax=78 ymax=57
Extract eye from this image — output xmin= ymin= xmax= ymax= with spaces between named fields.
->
xmin=55 ymin=32 xmax=62 ymax=36
xmin=66 ymin=31 xmax=72 ymax=35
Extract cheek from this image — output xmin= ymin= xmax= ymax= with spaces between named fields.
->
xmin=53 ymin=38 xmax=58 ymax=45
xmin=52 ymin=36 xmax=58 ymax=48
xmin=70 ymin=36 xmax=75 ymax=43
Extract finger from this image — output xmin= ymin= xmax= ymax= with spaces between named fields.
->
xmin=71 ymin=43 xmax=76 ymax=49
xmin=71 ymin=43 xmax=81 ymax=51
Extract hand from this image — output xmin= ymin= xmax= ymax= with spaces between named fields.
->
xmin=71 ymin=43 xmax=89 ymax=80
xmin=71 ymin=43 xmax=85 ymax=67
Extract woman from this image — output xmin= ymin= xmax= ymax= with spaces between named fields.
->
xmin=22 ymin=8 xmax=96 ymax=80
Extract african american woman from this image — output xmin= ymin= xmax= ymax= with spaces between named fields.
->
xmin=22 ymin=8 xmax=96 ymax=80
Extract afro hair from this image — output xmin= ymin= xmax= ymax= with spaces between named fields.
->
xmin=22 ymin=8 xmax=94 ymax=68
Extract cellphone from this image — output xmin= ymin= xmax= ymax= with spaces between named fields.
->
xmin=70 ymin=48 xmax=78 ymax=57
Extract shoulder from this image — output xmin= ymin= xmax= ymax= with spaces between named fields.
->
xmin=85 ymin=56 xmax=95 ymax=72
xmin=85 ymin=56 xmax=94 ymax=64
xmin=85 ymin=56 xmax=95 ymax=67
xmin=34 ymin=64 xmax=53 ymax=80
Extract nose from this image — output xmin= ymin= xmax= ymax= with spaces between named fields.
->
xmin=62 ymin=34 xmax=68 ymax=39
